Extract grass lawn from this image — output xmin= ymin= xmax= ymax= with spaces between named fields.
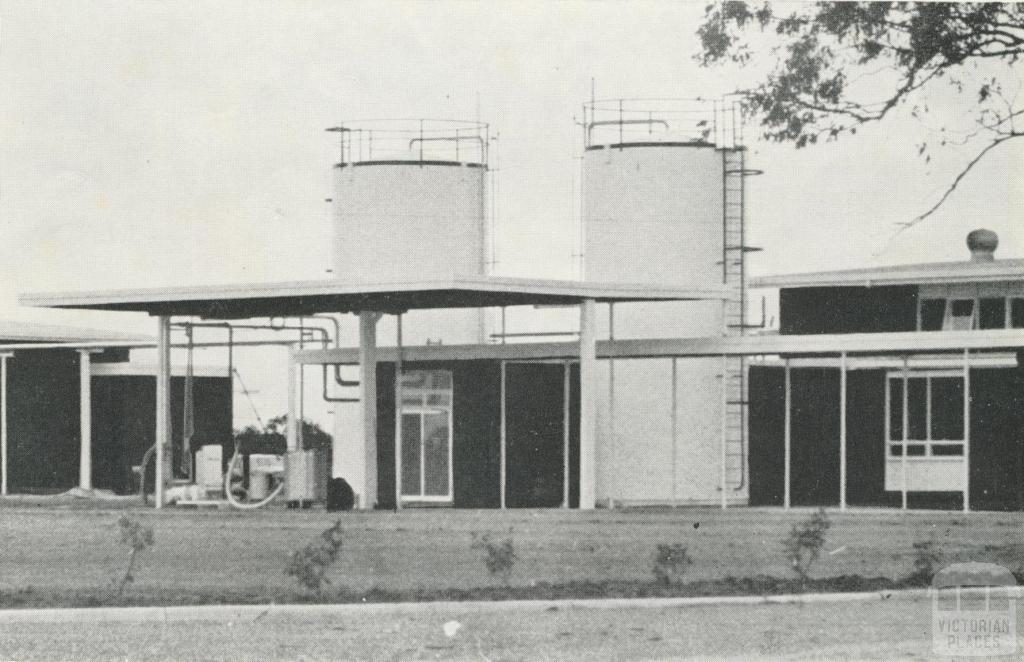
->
xmin=0 ymin=499 xmax=1021 ymax=607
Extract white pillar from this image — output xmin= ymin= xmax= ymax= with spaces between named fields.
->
xmin=394 ymin=314 xmax=403 ymax=511
xmin=499 ymin=359 xmax=507 ymax=509
xmin=0 ymin=353 xmax=11 ymax=496
xmin=155 ymin=316 xmax=172 ymax=509
xmin=608 ymin=303 xmax=615 ymax=508
xmin=783 ymin=359 xmax=791 ymax=510
xmin=578 ymin=298 xmax=597 ymax=510
xmin=839 ymin=352 xmax=847 ymax=511
xmin=286 ymin=345 xmax=299 ymax=453
xmin=901 ymin=357 xmax=909 ymax=511
xmin=358 ymin=311 xmax=380 ymax=510
xmin=963 ymin=348 xmax=971 ymax=513
xmin=671 ymin=357 xmax=678 ymax=507
xmin=78 ymin=349 xmax=100 ymax=492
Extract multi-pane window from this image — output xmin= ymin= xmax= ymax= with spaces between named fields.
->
xmin=918 ymin=296 xmax=1024 ymax=330
xmin=399 ymin=370 xmax=453 ymax=501
xmin=886 ymin=373 xmax=964 ymax=458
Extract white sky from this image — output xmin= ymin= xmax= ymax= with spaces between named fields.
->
xmin=1 ymin=1 xmax=1021 ymax=429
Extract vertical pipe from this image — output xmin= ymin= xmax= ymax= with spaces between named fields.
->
xmin=78 ymin=350 xmax=94 ymax=491
xmin=720 ymin=353 xmax=728 ymax=510
xmin=839 ymin=352 xmax=847 ymax=511
xmin=901 ymin=356 xmax=909 ymax=510
xmin=578 ymin=298 xmax=597 ymax=510
xmin=783 ymin=358 xmax=791 ymax=510
xmin=963 ymin=348 xmax=971 ymax=512
xmin=394 ymin=314 xmax=403 ymax=510
xmin=286 ymin=345 xmax=299 ymax=453
xmin=671 ymin=357 xmax=678 ymax=507
xmin=499 ymin=359 xmax=507 ymax=509
xmin=155 ymin=316 xmax=171 ymax=509
xmin=563 ymin=360 xmax=570 ymax=509
xmin=358 ymin=311 xmax=379 ymax=510
xmin=0 ymin=353 xmax=10 ymax=496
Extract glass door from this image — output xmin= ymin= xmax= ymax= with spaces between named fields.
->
xmin=399 ymin=371 xmax=453 ymax=502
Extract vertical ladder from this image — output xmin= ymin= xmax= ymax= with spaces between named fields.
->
xmin=721 ymin=148 xmax=749 ymax=493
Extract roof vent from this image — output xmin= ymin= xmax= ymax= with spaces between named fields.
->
xmin=966 ymin=228 xmax=998 ymax=262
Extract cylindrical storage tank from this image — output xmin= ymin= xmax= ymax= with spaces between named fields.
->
xmin=581 ymin=99 xmax=746 ymax=507
xmin=330 ymin=120 xmax=489 ymax=284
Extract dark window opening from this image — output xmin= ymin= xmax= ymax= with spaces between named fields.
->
xmin=907 ymin=378 xmax=927 ymax=440
xmin=931 ymin=444 xmax=964 ymax=456
xmin=1012 ymin=298 xmax=1024 ymax=329
xmin=906 ymin=444 xmax=926 ymax=456
xmin=930 ymin=377 xmax=964 ymax=440
xmin=950 ymin=299 xmax=974 ymax=316
xmin=888 ymin=378 xmax=903 ymax=441
xmin=920 ymin=299 xmax=946 ymax=331
xmin=979 ymin=298 xmax=1006 ymax=329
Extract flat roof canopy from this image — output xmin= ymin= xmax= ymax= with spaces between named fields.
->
xmin=752 ymin=258 xmax=1024 ymax=289
xmin=20 ymin=276 xmax=728 ymax=318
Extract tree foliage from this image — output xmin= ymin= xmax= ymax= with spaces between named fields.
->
xmin=697 ymin=2 xmax=1024 ymax=227
xmin=233 ymin=415 xmax=333 ymax=455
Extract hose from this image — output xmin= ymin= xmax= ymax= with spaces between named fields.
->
xmin=137 ymin=444 xmax=156 ymax=505
xmin=223 ymin=442 xmax=284 ymax=510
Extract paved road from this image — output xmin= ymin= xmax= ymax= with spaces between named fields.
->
xmin=0 ymin=593 xmax=1014 ymax=660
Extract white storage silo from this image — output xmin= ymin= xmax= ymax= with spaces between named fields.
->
xmin=581 ymin=99 xmax=748 ymax=506
xmin=329 ymin=120 xmax=490 ymax=345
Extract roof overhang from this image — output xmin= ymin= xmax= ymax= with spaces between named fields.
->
xmin=296 ymin=329 xmax=1024 ymax=364
xmin=19 ymin=276 xmax=728 ymax=319
xmin=751 ymin=259 xmax=1024 ymax=289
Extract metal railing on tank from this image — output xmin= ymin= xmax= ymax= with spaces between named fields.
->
xmin=326 ymin=119 xmax=489 ymax=167
xmin=582 ymin=98 xmax=742 ymax=150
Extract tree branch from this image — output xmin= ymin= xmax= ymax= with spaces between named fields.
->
xmin=896 ymin=132 xmax=1024 ymax=234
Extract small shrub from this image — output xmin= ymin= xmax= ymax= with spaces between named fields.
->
xmin=114 ymin=515 xmax=154 ymax=600
xmin=285 ymin=520 xmax=344 ymax=592
xmin=471 ymin=531 xmax=517 ymax=585
xmin=782 ymin=508 xmax=831 ymax=584
xmin=906 ymin=538 xmax=942 ymax=586
xmin=652 ymin=543 xmax=691 ymax=586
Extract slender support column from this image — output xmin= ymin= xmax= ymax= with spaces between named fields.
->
xmin=499 ymin=360 xmax=507 ymax=509
xmin=155 ymin=316 xmax=172 ymax=509
xmin=78 ymin=349 xmax=101 ymax=491
xmin=839 ymin=351 xmax=847 ymax=511
xmin=0 ymin=353 xmax=11 ymax=496
xmin=963 ymin=348 xmax=971 ymax=512
xmin=358 ymin=311 xmax=380 ymax=510
xmin=901 ymin=357 xmax=909 ymax=511
xmin=578 ymin=298 xmax=597 ymax=510
xmin=562 ymin=361 xmax=571 ymax=509
xmin=720 ymin=354 xmax=728 ymax=510
xmin=783 ymin=358 xmax=791 ymax=510
xmin=394 ymin=314 xmax=403 ymax=511
xmin=608 ymin=303 xmax=615 ymax=507
xmin=671 ymin=357 xmax=678 ymax=507
xmin=286 ymin=345 xmax=299 ymax=452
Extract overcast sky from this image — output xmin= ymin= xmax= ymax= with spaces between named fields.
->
xmin=1 ymin=1 xmax=1020 ymax=427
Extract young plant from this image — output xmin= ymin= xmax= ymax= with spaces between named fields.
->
xmin=652 ymin=543 xmax=691 ymax=586
xmin=907 ymin=538 xmax=942 ymax=586
xmin=782 ymin=508 xmax=831 ymax=584
xmin=284 ymin=520 xmax=344 ymax=592
xmin=471 ymin=531 xmax=517 ymax=585
xmin=114 ymin=515 xmax=155 ymax=600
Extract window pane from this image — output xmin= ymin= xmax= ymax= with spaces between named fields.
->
xmin=889 ymin=379 xmax=903 ymax=441
xmin=906 ymin=444 xmax=926 ymax=456
xmin=422 ymin=412 xmax=449 ymax=496
xmin=890 ymin=445 xmax=903 ymax=457
xmin=908 ymin=378 xmax=927 ymax=440
xmin=951 ymin=299 xmax=975 ymax=316
xmin=400 ymin=414 xmax=421 ymax=496
xmin=1012 ymin=298 xmax=1024 ymax=329
xmin=920 ymin=299 xmax=946 ymax=331
xmin=931 ymin=377 xmax=964 ymax=440
xmin=979 ymin=298 xmax=1006 ymax=329
xmin=932 ymin=444 xmax=964 ymax=456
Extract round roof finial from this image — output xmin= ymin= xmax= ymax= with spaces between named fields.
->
xmin=966 ymin=228 xmax=998 ymax=262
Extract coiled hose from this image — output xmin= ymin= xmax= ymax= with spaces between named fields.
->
xmin=224 ymin=441 xmax=285 ymax=510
